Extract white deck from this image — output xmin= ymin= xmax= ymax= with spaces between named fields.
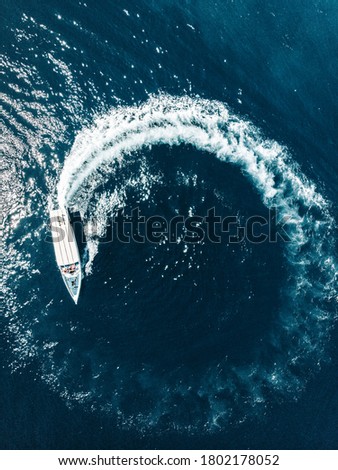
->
xmin=50 ymin=208 xmax=80 ymax=267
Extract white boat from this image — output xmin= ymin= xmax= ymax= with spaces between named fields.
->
xmin=49 ymin=207 xmax=82 ymax=304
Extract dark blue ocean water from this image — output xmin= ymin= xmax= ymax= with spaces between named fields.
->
xmin=1 ymin=0 xmax=338 ymax=449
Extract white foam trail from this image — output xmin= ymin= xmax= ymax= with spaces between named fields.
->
xmin=53 ymin=93 xmax=337 ymax=429
xmin=57 ymin=94 xmax=332 ymax=260
xmin=57 ymin=92 xmax=336 ymax=311
xmin=58 ymin=94 xmax=315 ymax=211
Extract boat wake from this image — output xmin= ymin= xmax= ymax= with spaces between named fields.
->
xmin=53 ymin=94 xmax=338 ymax=429
xmin=3 ymin=90 xmax=337 ymax=432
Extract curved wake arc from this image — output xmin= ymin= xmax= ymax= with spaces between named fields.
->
xmin=58 ymin=95 xmax=281 ymax=208
xmin=54 ymin=94 xmax=336 ymax=430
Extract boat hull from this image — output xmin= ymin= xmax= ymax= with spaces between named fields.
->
xmin=61 ymin=269 xmax=82 ymax=304
xmin=50 ymin=207 xmax=82 ymax=303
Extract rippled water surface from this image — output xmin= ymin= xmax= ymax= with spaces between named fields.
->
xmin=1 ymin=0 xmax=337 ymax=449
